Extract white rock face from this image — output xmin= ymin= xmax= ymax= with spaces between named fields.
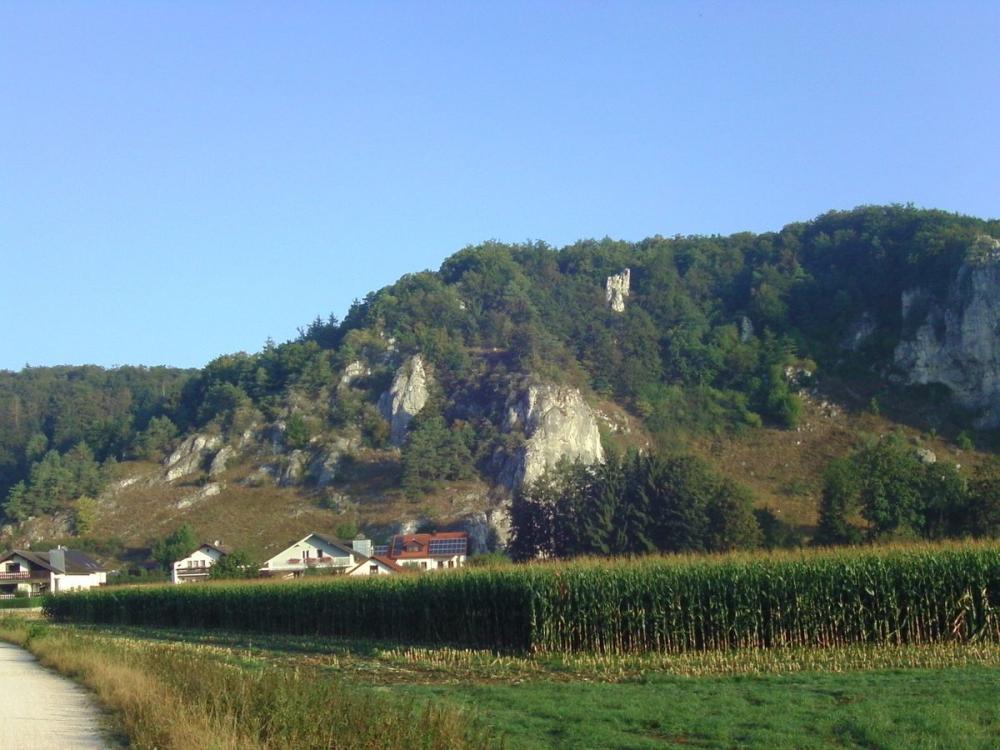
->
xmin=501 ymin=383 xmax=605 ymax=489
xmin=164 ymin=434 xmax=222 ymax=482
xmin=340 ymin=360 xmax=370 ymax=387
xmin=378 ymin=354 xmax=431 ymax=445
xmin=606 ymin=268 xmax=631 ymax=312
xmin=208 ymin=445 xmax=236 ymax=478
xmin=176 ymin=482 xmax=223 ymax=510
xmin=894 ymin=247 xmax=1000 ymax=427
xmin=280 ymin=450 xmax=308 ymax=487
xmin=308 ymin=437 xmax=354 ymax=487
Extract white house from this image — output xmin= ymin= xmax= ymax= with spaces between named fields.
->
xmin=346 ymin=555 xmax=408 ymax=577
xmin=386 ymin=532 xmax=468 ymax=571
xmin=0 ymin=547 xmax=107 ymax=598
xmin=171 ymin=541 xmax=232 ymax=584
xmin=259 ymin=533 xmax=368 ymax=577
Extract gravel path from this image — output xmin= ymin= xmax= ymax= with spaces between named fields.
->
xmin=0 ymin=640 xmax=107 ymax=749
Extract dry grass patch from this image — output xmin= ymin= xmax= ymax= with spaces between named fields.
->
xmin=0 ymin=618 xmax=496 ymax=750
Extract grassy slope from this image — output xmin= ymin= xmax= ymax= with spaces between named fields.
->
xmin=15 ymin=371 xmax=994 ymax=562
xmin=56 ymin=457 xmax=494 ymax=563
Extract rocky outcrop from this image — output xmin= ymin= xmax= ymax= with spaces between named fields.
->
xmin=308 ymin=437 xmax=354 ymax=487
xmin=894 ymin=242 xmax=1000 ymax=427
xmin=208 ymin=445 xmax=237 ymax=478
xmin=280 ymin=450 xmax=308 ymax=487
xmin=606 ymin=268 xmax=630 ymax=312
xmin=164 ymin=434 xmax=222 ymax=482
xmin=340 ymin=360 xmax=370 ymax=387
xmin=378 ymin=354 xmax=431 ymax=445
xmin=842 ymin=311 xmax=876 ymax=351
xmin=176 ymin=482 xmax=223 ymax=510
xmin=499 ymin=383 xmax=605 ymax=489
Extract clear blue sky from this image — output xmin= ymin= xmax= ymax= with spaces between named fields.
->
xmin=2 ymin=2 xmax=998 ymax=371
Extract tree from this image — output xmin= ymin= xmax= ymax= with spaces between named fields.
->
xmin=152 ymin=524 xmax=198 ymax=571
xmin=856 ymin=434 xmax=926 ymax=539
xmin=73 ymin=496 xmax=99 ymax=535
xmin=966 ymin=458 xmax=1000 ymax=538
xmin=285 ymin=413 xmax=312 ymax=450
xmin=705 ymin=479 xmax=761 ymax=551
xmin=401 ymin=415 xmax=473 ymax=496
xmin=135 ymin=416 xmax=178 ymax=460
xmin=209 ymin=550 xmax=254 ymax=579
xmin=814 ymin=457 xmax=863 ymax=545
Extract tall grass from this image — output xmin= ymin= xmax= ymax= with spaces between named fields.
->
xmin=0 ymin=618 xmax=494 ymax=750
xmin=46 ymin=542 xmax=1000 ymax=654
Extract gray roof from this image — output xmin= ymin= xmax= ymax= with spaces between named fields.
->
xmin=0 ymin=549 xmax=106 ymax=574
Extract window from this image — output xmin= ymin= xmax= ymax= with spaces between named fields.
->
xmin=420 ymin=562 xmax=428 ymax=570
xmin=370 ymin=565 xmax=379 ymax=575
xmin=448 ymin=560 xmax=454 ymax=569
xmin=437 ymin=560 xmax=444 ymax=569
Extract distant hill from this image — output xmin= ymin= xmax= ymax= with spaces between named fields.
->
xmin=3 ymin=205 xmax=999 ymax=562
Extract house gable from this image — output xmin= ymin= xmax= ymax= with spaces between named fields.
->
xmin=260 ymin=532 xmax=356 ymax=573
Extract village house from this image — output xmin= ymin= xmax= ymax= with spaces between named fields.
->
xmin=386 ymin=531 xmax=468 ymax=571
xmin=171 ymin=541 xmax=232 ymax=584
xmin=346 ymin=554 xmax=408 ymax=576
xmin=257 ymin=530 xmax=470 ymax=580
xmin=0 ymin=546 xmax=107 ymax=598
xmin=259 ymin=532 xmax=369 ymax=577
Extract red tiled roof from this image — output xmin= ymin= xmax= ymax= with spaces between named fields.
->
xmin=369 ymin=555 xmax=410 ymax=573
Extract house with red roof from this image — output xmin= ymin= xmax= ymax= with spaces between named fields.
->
xmin=386 ymin=531 xmax=468 ymax=571
xmin=346 ymin=554 xmax=409 ymax=577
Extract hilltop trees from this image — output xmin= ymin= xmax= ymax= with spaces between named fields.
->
xmin=3 ymin=205 xmax=1000 ymax=544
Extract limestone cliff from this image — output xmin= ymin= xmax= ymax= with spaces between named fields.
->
xmin=606 ymin=268 xmax=630 ymax=312
xmin=894 ymin=236 xmax=1000 ymax=427
xmin=164 ymin=433 xmax=222 ymax=482
xmin=499 ymin=383 xmax=605 ymax=489
xmin=378 ymin=354 xmax=431 ymax=445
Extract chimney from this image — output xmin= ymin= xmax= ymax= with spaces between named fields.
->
xmin=49 ymin=546 xmax=66 ymax=573
xmin=351 ymin=534 xmax=372 ymax=558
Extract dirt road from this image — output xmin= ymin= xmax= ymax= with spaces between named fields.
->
xmin=0 ymin=640 xmax=107 ymax=749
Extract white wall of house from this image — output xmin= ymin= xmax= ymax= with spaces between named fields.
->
xmin=397 ymin=555 xmax=466 ymax=572
xmin=172 ymin=546 xmax=226 ymax=584
xmin=261 ymin=535 xmax=355 ymax=574
xmin=50 ymin=571 xmax=106 ymax=593
xmin=348 ymin=559 xmax=397 ymax=576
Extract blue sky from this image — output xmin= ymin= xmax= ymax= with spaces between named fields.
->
xmin=2 ymin=2 xmax=998 ymax=371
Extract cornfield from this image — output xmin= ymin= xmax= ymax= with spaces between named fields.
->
xmin=46 ymin=543 xmax=1000 ymax=654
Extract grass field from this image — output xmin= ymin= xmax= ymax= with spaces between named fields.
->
xmin=3 ymin=617 xmax=998 ymax=749
xmin=404 ymin=667 xmax=1000 ymax=749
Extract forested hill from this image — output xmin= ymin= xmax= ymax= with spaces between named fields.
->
xmin=3 ymin=205 xmax=1000 ymax=554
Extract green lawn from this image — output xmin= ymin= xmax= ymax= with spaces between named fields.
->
xmin=403 ymin=667 xmax=1000 ymax=750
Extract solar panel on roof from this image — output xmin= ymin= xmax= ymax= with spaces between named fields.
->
xmin=428 ymin=538 xmax=467 ymax=555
